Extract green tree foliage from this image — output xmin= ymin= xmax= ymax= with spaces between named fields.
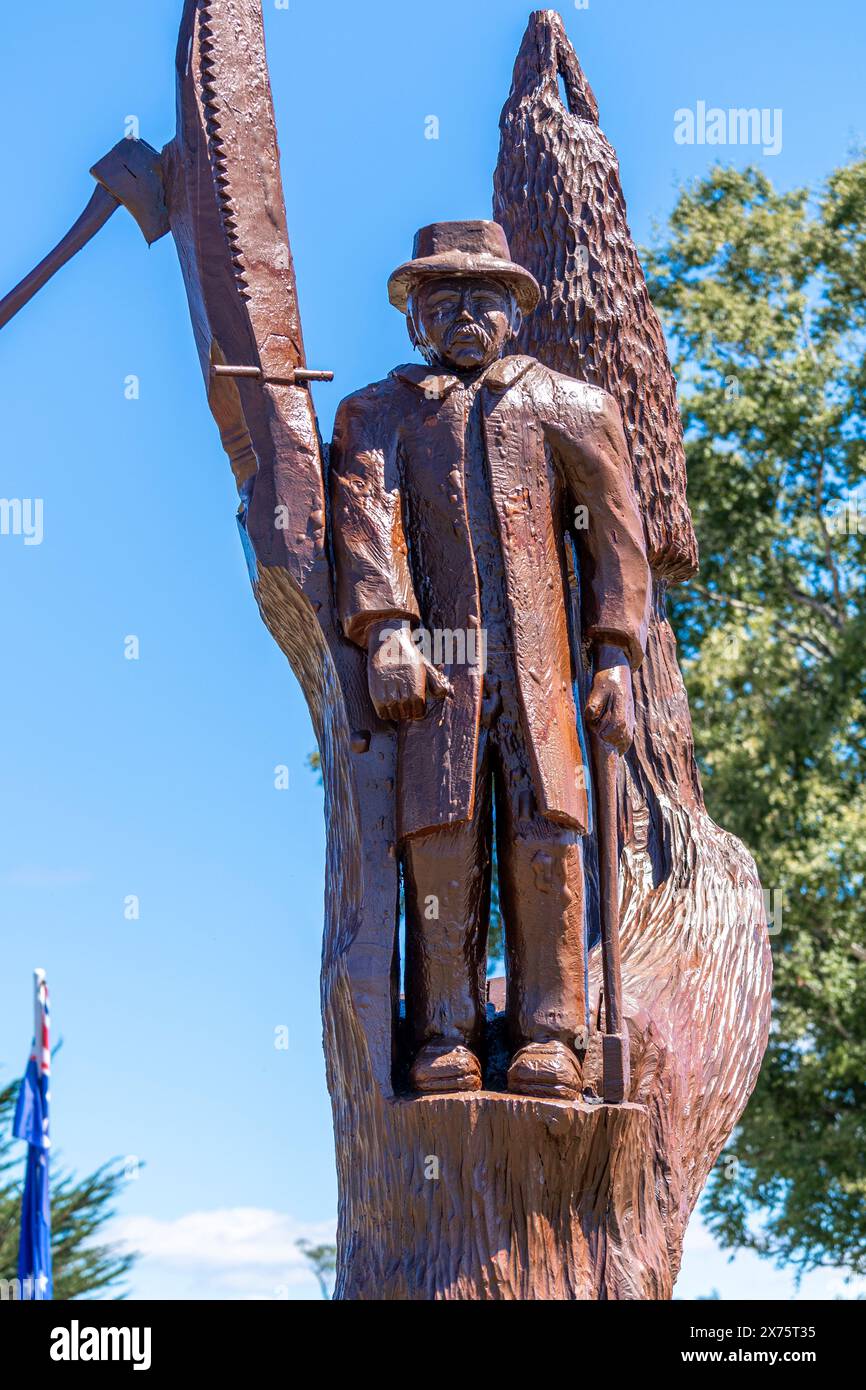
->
xmin=645 ymin=159 xmax=866 ymax=1276
xmin=296 ymin=1237 xmax=336 ymax=1299
xmin=0 ymin=1078 xmax=135 ymax=1298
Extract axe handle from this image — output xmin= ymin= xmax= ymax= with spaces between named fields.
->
xmin=590 ymin=728 xmax=629 ymax=1097
xmin=0 ymin=184 xmax=119 ymax=331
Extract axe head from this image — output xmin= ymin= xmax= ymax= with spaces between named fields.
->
xmin=90 ymin=138 xmax=170 ymax=245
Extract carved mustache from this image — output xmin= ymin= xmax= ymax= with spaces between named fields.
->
xmin=446 ymin=320 xmax=491 ymax=350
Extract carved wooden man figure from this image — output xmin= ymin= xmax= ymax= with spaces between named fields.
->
xmin=331 ymin=221 xmax=650 ymax=1100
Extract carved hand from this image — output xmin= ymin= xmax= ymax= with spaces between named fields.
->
xmin=367 ymin=620 xmax=428 ymax=722
xmin=585 ymin=644 xmax=635 ymax=754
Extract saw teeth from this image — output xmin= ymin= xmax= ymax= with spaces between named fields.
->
xmin=195 ymin=0 xmax=257 ymax=300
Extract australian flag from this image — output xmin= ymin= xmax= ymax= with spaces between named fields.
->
xmin=12 ymin=970 xmax=52 ymax=1300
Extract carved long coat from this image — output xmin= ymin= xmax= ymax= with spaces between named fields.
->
xmin=330 ymin=353 xmax=650 ymax=841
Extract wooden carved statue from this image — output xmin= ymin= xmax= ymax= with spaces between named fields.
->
xmin=1 ymin=3 xmax=772 ymax=1300
xmin=332 ymin=221 xmax=649 ymax=1102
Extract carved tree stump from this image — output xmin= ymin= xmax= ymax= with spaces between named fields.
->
xmin=130 ymin=2 xmax=770 ymax=1298
xmin=493 ymin=11 xmax=772 ymax=1294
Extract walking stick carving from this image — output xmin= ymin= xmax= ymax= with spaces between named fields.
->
xmin=1 ymin=2 xmax=771 ymax=1298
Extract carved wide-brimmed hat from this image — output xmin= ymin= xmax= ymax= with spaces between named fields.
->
xmin=388 ymin=220 xmax=541 ymax=315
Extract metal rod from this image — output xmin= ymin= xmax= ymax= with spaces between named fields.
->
xmin=211 ymin=364 xmax=334 ymax=385
xmin=293 ymin=368 xmax=335 ymax=383
xmin=212 ymin=364 xmax=261 ymax=379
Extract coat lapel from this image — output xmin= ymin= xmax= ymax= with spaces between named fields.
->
xmin=390 ymin=371 xmax=483 ymax=839
xmin=482 ymin=365 xmax=588 ymax=830
xmin=388 ymin=356 xmax=588 ymax=837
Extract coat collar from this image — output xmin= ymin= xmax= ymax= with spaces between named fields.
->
xmin=391 ymin=354 xmax=536 ymax=399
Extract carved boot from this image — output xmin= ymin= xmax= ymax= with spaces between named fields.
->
xmin=410 ymin=1040 xmax=482 ymax=1094
xmin=507 ymin=1040 xmax=581 ymax=1100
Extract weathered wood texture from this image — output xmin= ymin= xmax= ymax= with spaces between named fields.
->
xmin=494 ymin=9 xmax=772 ymax=1293
xmin=495 ymin=13 xmax=698 ymax=584
xmin=156 ymin=2 xmax=770 ymax=1298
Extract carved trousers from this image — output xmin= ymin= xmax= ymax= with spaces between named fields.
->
xmin=402 ymin=670 xmax=587 ymax=1054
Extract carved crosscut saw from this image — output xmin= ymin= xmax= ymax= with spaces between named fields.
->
xmin=0 ymin=0 xmax=332 ymax=550
xmin=0 ymin=0 xmax=396 ymax=1106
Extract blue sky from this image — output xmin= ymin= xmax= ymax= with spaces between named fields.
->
xmin=1 ymin=0 xmax=864 ymax=1300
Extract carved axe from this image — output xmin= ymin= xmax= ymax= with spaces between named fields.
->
xmin=590 ymin=729 xmax=630 ymax=1103
xmin=0 ymin=138 xmax=169 ymax=331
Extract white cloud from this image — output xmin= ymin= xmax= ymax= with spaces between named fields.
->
xmin=676 ymin=1214 xmax=866 ymax=1301
xmin=680 ymin=1217 xmax=719 ymax=1256
xmin=113 ymin=1208 xmax=337 ymax=1301
xmin=115 ymin=1206 xmax=866 ymax=1303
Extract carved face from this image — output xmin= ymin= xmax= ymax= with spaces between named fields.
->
xmin=408 ymin=275 xmax=519 ymax=371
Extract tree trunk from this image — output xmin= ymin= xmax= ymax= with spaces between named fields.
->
xmin=492 ymin=11 xmax=772 ymax=1295
xmin=156 ymin=1 xmax=771 ymax=1299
